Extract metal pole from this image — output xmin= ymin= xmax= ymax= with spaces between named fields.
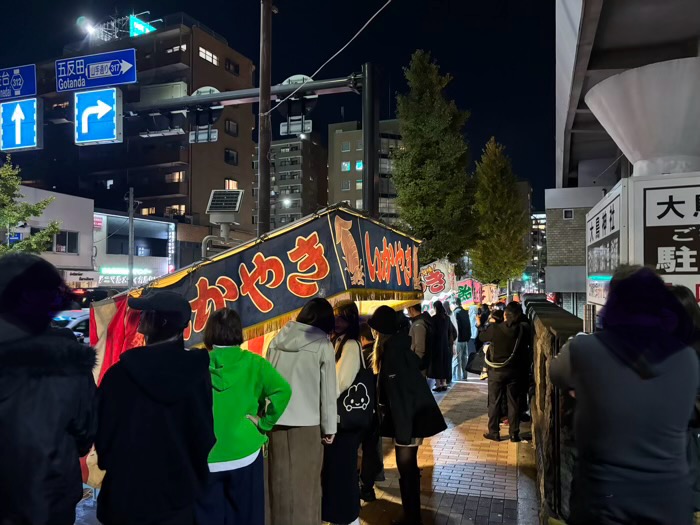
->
xmin=257 ymin=0 xmax=272 ymax=236
xmin=128 ymin=187 xmax=135 ymax=288
xmin=362 ymin=63 xmax=378 ymax=218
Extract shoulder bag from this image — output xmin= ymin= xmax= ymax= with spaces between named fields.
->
xmin=337 ymin=342 xmax=376 ymax=431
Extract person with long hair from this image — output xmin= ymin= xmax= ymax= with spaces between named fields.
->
xmin=322 ymin=300 xmax=364 ymax=525
xmin=266 ymin=298 xmax=337 ymax=525
xmin=669 ymin=285 xmax=700 ymax=523
xmin=429 ymin=301 xmax=456 ymax=392
xmin=551 ymin=266 xmax=698 ymax=525
xmin=195 ymin=308 xmax=291 ymax=525
xmin=369 ymin=305 xmax=447 ymax=525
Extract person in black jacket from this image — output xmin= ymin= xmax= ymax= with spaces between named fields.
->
xmin=429 ymin=301 xmax=456 ymax=392
xmin=479 ymin=302 xmax=530 ymax=442
xmin=369 ymin=306 xmax=447 ymax=525
xmin=0 ymin=254 xmax=97 ymax=525
xmin=96 ymin=290 xmax=215 ymax=525
xmin=452 ymin=299 xmax=472 ymax=380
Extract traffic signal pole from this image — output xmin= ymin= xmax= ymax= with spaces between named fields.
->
xmin=257 ymin=0 xmax=273 ymax=236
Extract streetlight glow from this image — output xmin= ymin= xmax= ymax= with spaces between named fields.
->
xmin=283 ymin=198 xmax=291 ymax=207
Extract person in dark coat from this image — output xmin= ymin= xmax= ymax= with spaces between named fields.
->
xmin=370 ymin=306 xmax=447 ymax=525
xmin=96 ymin=290 xmax=215 ymax=525
xmin=452 ymin=299 xmax=472 ymax=380
xmin=479 ymin=302 xmax=530 ymax=442
xmin=0 ymin=254 xmax=97 ymax=525
xmin=551 ymin=267 xmax=698 ymax=525
xmin=429 ymin=301 xmax=455 ymax=392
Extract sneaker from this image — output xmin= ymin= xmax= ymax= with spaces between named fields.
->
xmin=480 ymin=372 xmax=488 ymax=380
xmin=483 ymin=432 xmax=501 ymax=442
xmin=360 ymin=487 xmax=377 ymax=502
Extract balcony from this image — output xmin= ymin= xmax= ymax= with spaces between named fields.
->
xmin=80 ymin=142 xmax=190 ymax=176
xmin=135 ymin=181 xmax=189 ymax=199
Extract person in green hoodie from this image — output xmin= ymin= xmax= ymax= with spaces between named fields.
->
xmin=195 ymin=308 xmax=292 ymax=525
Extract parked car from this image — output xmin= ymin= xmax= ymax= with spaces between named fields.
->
xmin=51 ymin=309 xmax=91 ymax=343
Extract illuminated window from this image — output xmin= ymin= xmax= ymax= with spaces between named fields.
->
xmin=225 ymin=119 xmax=239 ymax=137
xmin=198 ymin=47 xmax=219 ymax=66
xmin=341 ymin=180 xmax=351 ymax=191
xmin=341 ymin=161 xmax=351 ymax=172
xmin=356 ymin=160 xmax=363 ymax=171
xmin=165 ymin=171 xmax=184 ymax=183
xmin=341 ymin=141 xmax=351 ymax=152
xmin=141 ymin=207 xmax=156 ymax=216
xmin=165 ymin=204 xmax=186 ymax=216
xmin=166 ymin=44 xmax=187 ymax=54
xmin=355 ymin=199 xmax=363 ymax=209
xmin=356 ymin=180 xmax=363 ymax=190
xmin=225 ymin=178 xmax=238 ymax=190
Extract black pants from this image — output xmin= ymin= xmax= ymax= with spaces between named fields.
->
xmin=195 ymin=453 xmax=264 ymax=525
xmin=487 ymin=371 xmax=521 ymax=437
xmin=360 ymin=415 xmax=384 ymax=490
xmin=322 ymin=430 xmax=362 ymax=524
xmin=395 ymin=446 xmax=421 ymax=524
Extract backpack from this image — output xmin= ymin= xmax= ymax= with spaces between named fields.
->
xmin=337 ymin=343 xmax=376 ymax=432
xmin=421 ymin=315 xmax=435 ymax=371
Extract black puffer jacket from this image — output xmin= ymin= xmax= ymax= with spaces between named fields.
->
xmin=0 ymin=333 xmax=97 ymax=525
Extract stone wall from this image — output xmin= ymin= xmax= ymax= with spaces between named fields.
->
xmin=523 ymin=296 xmax=582 ymax=524
xmin=546 ymin=208 xmax=590 ymax=266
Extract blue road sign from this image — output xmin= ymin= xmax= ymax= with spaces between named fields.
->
xmin=0 ymin=98 xmax=42 ymax=152
xmin=74 ymin=88 xmax=123 ymax=145
xmin=56 ymin=49 xmax=137 ymax=93
xmin=0 ymin=64 xmax=37 ymax=102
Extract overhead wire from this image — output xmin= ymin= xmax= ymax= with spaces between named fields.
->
xmin=262 ymin=0 xmax=394 ymax=117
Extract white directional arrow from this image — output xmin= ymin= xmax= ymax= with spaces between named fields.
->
xmin=119 ymin=60 xmax=133 ymax=75
xmin=81 ymin=99 xmax=112 ymax=134
xmin=11 ymin=103 xmax=25 ymax=145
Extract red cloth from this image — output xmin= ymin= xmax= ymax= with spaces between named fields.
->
xmin=97 ymin=297 xmax=142 ymax=385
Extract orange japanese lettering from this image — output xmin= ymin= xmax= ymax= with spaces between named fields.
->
xmin=239 ymin=253 xmax=286 ymax=313
xmin=287 ymin=232 xmax=331 ymax=298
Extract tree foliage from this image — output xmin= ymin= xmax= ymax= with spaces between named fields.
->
xmin=392 ymin=50 xmax=474 ymax=264
xmin=0 ymin=156 xmax=59 ymax=255
xmin=470 ymin=138 xmax=530 ymax=285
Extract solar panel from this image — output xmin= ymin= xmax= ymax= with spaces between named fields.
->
xmin=206 ymin=190 xmax=244 ymax=213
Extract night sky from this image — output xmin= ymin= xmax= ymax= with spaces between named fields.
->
xmin=0 ymin=0 xmax=553 ymax=208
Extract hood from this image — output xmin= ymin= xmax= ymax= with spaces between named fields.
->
xmin=271 ymin=321 xmax=328 ymax=353
xmin=119 ymin=339 xmax=210 ymax=405
xmin=209 ymin=346 xmax=244 ymax=392
xmin=0 ymin=332 xmax=96 ymax=401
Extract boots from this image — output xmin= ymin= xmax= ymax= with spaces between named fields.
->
xmin=392 ymin=474 xmax=423 ymax=525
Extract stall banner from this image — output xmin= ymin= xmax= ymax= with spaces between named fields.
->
xmin=456 ymin=279 xmax=482 ymax=307
xmin=419 ymin=260 xmax=457 ymax=302
xmin=92 ymin=206 xmax=422 ymax=352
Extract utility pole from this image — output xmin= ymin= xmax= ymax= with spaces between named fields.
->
xmin=128 ymin=187 xmax=135 ymax=288
xmin=362 ymin=63 xmax=379 ymax=218
xmin=257 ymin=0 xmax=273 ymax=236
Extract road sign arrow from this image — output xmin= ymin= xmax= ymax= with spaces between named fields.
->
xmin=11 ymin=103 xmax=25 ymax=144
xmin=120 ymin=60 xmax=133 ymax=75
xmin=81 ymin=99 xmax=113 ymax=134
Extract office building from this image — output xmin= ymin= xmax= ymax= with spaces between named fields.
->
xmin=253 ymin=134 xmax=328 ymax=230
xmin=328 ymin=119 xmax=401 ymax=223
xmin=15 ymin=12 xmax=257 ymax=241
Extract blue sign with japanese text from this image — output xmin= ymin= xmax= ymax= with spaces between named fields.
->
xmin=0 ymin=64 xmax=37 ymax=102
xmin=74 ymin=88 xmax=122 ymax=145
xmin=0 ymin=98 xmax=42 ymax=151
xmin=55 ymin=49 xmax=137 ymax=93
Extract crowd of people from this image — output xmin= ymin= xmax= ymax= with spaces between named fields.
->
xmin=0 ymin=253 xmax=450 ymax=525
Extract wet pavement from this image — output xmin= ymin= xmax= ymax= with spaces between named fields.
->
xmin=75 ymin=380 xmax=538 ymax=525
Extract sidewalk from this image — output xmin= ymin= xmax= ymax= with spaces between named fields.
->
xmin=360 ymin=380 xmax=538 ymax=525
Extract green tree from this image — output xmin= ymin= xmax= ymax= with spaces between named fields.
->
xmin=392 ymin=50 xmax=474 ymax=263
xmin=470 ymin=138 xmax=530 ymax=285
xmin=0 ymin=156 xmax=59 ymax=254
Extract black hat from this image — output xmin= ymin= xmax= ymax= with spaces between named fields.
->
xmin=368 ymin=305 xmax=399 ymax=335
xmin=128 ymin=290 xmax=192 ymax=330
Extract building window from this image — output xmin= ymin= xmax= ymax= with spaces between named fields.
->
xmin=355 ymin=199 xmax=363 ymax=209
xmin=356 ymin=160 xmax=363 ymax=171
xmin=165 ymin=204 xmax=186 ymax=216
xmin=225 ymin=149 xmax=239 ymax=166
xmin=252 ymin=216 xmax=257 ymax=225
xmin=166 ymin=44 xmax=187 ymax=54
xmin=356 ymin=180 xmax=363 ymax=190
xmin=225 ymin=59 xmax=240 ymax=76
xmin=165 ymin=171 xmax=184 ymax=183
xmin=225 ymin=178 xmax=238 ymax=190
xmin=198 ymin=47 xmax=219 ymax=66
xmin=225 ymin=119 xmax=239 ymax=137
xmin=563 ymin=209 xmax=574 ymax=220
xmin=357 ymin=140 xmax=363 ymax=151
xmin=142 ymin=207 xmax=156 ymax=216
xmin=341 ymin=180 xmax=351 ymax=191
xmin=32 ymin=228 xmax=79 ymax=254
xmin=341 ymin=141 xmax=351 ymax=152
xmin=341 ymin=161 xmax=351 ymax=172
